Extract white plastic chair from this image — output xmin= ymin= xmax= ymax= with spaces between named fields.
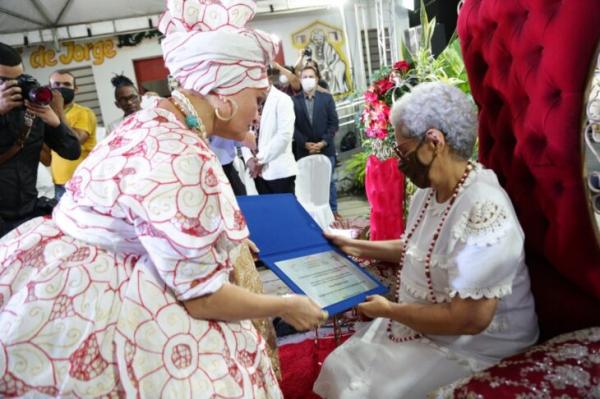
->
xmin=295 ymin=154 xmax=334 ymax=229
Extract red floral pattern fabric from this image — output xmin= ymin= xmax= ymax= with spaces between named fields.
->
xmin=433 ymin=328 xmax=600 ymax=398
xmin=0 ymin=107 xmax=281 ymax=398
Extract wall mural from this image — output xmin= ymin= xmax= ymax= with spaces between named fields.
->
xmin=29 ymin=39 xmax=117 ymax=68
xmin=292 ymin=20 xmax=353 ymax=98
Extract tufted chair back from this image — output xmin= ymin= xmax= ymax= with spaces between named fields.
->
xmin=458 ymin=0 xmax=600 ymax=339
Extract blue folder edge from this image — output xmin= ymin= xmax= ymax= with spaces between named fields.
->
xmin=237 ymin=194 xmax=388 ymax=316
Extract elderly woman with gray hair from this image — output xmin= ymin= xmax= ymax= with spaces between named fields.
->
xmin=314 ymin=82 xmax=539 ymax=398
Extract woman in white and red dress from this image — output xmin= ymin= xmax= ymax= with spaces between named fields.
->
xmin=0 ymin=1 xmax=326 ymax=398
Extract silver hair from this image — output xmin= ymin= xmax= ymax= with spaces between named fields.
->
xmin=390 ymin=81 xmax=477 ymax=160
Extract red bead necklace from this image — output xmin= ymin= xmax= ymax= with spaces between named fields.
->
xmin=387 ymin=162 xmax=474 ymax=342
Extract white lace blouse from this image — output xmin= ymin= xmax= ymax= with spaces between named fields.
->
xmin=396 ymin=162 xmax=539 ymax=368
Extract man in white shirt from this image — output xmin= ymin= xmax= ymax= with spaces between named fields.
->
xmin=243 ymin=72 xmax=297 ymax=194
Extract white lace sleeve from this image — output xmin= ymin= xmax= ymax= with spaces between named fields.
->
xmin=447 ymin=200 xmax=524 ymax=299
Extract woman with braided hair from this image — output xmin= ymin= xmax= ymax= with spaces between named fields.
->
xmin=106 ymin=74 xmax=141 ymax=135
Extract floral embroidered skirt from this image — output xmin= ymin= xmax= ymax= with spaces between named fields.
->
xmin=0 ymin=217 xmax=282 ymax=398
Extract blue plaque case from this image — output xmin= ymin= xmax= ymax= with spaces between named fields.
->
xmin=237 ymin=194 xmax=387 ymax=316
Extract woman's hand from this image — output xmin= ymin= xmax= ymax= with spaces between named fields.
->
xmin=357 ymin=295 xmax=392 ymax=319
xmin=324 ymin=231 xmax=361 ymax=257
xmin=280 ymin=295 xmax=328 ymax=331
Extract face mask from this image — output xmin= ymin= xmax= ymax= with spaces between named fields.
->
xmin=398 ymin=139 xmax=437 ymax=189
xmin=58 ymin=87 xmax=75 ymax=105
xmin=301 ymin=78 xmax=317 ymax=93
xmin=278 ymin=74 xmax=289 ymax=85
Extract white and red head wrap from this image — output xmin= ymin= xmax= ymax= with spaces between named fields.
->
xmin=159 ymin=0 xmax=278 ymax=96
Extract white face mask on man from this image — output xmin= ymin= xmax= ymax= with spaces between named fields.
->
xmin=278 ymin=74 xmax=289 ymax=85
xmin=301 ymin=77 xmax=317 ymax=93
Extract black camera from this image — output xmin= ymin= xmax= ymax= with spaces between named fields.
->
xmin=18 ymin=74 xmax=53 ymax=105
xmin=303 ymin=48 xmax=312 ymax=58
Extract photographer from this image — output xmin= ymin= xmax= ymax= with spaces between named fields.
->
xmin=271 ymin=63 xmax=301 ymax=96
xmin=0 ymin=42 xmax=80 ymax=237
xmin=293 ymin=48 xmax=330 ymax=92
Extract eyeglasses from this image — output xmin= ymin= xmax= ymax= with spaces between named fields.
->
xmin=117 ymin=94 xmax=140 ymax=103
xmin=393 ymin=144 xmax=410 ymax=162
xmin=393 ymin=138 xmax=423 ymax=162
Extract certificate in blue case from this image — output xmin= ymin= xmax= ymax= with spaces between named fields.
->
xmin=237 ymin=194 xmax=388 ymax=316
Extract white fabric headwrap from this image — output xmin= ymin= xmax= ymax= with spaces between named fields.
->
xmin=159 ymin=0 xmax=278 ymax=96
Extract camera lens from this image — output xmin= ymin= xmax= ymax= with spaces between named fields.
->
xmin=18 ymin=74 xmax=53 ymax=106
xmin=29 ymin=86 xmax=53 ymax=106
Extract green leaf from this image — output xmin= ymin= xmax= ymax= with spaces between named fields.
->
xmin=344 ymin=152 xmax=369 ymax=189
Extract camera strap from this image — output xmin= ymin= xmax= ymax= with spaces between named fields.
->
xmin=0 ymin=111 xmax=36 ymax=167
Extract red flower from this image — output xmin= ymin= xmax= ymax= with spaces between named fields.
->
xmin=373 ymin=102 xmax=390 ymax=120
xmin=375 ymin=78 xmax=395 ymax=94
xmin=363 ymin=101 xmax=391 ymax=140
xmin=364 ymin=90 xmax=378 ymax=105
xmin=393 ymin=60 xmax=411 ymax=73
xmin=360 ymin=109 xmax=370 ymax=124
xmin=366 ymin=127 xmax=388 ymax=140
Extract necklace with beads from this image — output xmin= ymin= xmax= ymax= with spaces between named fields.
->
xmin=169 ymin=90 xmax=208 ymax=141
xmin=387 ymin=161 xmax=474 ymax=343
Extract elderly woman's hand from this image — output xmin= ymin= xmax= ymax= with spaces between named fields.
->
xmin=324 ymin=231 xmax=361 ymax=257
xmin=280 ymin=295 xmax=328 ymax=331
xmin=357 ymin=295 xmax=392 ymax=319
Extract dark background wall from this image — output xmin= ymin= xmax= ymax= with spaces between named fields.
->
xmin=408 ymin=0 xmax=461 ymax=55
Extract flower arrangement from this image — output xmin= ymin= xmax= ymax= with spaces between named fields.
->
xmin=358 ymin=44 xmax=470 ymax=161
xmin=360 ymin=60 xmax=414 ymax=160
xmin=347 ymin=0 xmax=474 ymax=238
xmin=357 ymin=0 xmax=470 ymax=162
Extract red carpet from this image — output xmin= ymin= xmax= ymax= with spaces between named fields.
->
xmin=279 ymin=334 xmax=351 ymax=399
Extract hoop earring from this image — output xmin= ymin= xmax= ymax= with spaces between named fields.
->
xmin=215 ymin=97 xmax=239 ymax=122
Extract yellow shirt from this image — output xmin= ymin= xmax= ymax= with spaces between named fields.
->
xmin=51 ymin=103 xmax=97 ymax=185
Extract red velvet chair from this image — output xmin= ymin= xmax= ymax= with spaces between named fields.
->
xmin=437 ymin=0 xmax=600 ymax=395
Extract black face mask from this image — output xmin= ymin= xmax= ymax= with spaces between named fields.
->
xmin=58 ymin=87 xmax=75 ymax=105
xmin=398 ymin=139 xmax=437 ymax=189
